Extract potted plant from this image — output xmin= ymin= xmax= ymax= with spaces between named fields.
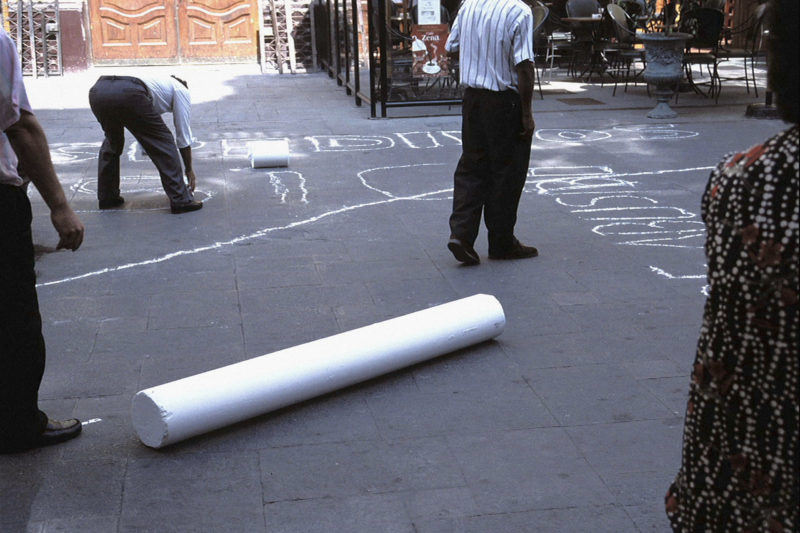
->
xmin=639 ymin=0 xmax=692 ymax=118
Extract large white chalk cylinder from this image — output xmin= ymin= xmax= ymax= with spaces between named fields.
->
xmin=132 ymin=294 xmax=505 ymax=448
xmin=248 ymin=139 xmax=289 ymax=168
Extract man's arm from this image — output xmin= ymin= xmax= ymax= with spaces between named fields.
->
xmin=516 ymin=59 xmax=536 ymax=139
xmin=172 ymin=83 xmax=196 ymax=192
xmin=4 ymin=110 xmax=84 ymax=251
xmin=179 ymin=146 xmax=196 ymax=192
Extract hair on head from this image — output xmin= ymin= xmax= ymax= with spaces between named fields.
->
xmin=170 ymin=75 xmax=189 ymax=89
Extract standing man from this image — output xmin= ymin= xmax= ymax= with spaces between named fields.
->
xmin=88 ymin=74 xmax=202 ymax=214
xmin=1 ymin=28 xmax=85 ymax=453
xmin=445 ymin=0 xmax=538 ymax=265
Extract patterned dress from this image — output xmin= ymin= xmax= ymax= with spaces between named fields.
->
xmin=666 ymin=125 xmax=799 ymax=532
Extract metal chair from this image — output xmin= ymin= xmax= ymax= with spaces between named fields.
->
xmin=565 ymin=0 xmax=603 ymax=78
xmin=680 ymin=7 xmax=725 ymax=102
xmin=605 ymin=4 xmax=646 ymax=95
xmin=615 ymin=0 xmax=650 ymax=29
xmin=542 ymin=2 xmax=575 ymax=82
xmin=566 ymin=0 xmax=601 ymax=17
xmin=532 ymin=4 xmax=550 ymax=98
xmin=718 ymin=2 xmax=769 ymax=97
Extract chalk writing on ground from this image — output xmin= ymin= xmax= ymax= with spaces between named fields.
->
xmin=44 ymin=163 xmax=708 ymax=293
xmin=69 ymin=176 xmax=215 ymax=210
xmin=47 ymin=125 xmax=702 ymax=169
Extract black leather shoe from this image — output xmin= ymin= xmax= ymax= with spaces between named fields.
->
xmin=35 ymin=418 xmax=82 ymax=448
xmin=0 ymin=418 xmax=82 ymax=454
xmin=447 ymin=237 xmax=480 ymax=265
xmin=170 ymin=200 xmax=203 ymax=214
xmin=489 ymin=238 xmax=539 ymax=260
xmin=99 ymin=196 xmax=124 ymax=209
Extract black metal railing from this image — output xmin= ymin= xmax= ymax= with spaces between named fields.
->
xmin=314 ymin=0 xmax=463 ymax=117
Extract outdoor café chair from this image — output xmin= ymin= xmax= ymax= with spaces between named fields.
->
xmin=680 ymin=7 xmax=725 ymax=103
xmin=605 ymin=4 xmax=647 ymax=96
xmin=718 ymin=2 xmax=769 ymax=97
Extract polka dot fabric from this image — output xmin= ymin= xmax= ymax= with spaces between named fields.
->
xmin=666 ymin=125 xmax=799 ymax=532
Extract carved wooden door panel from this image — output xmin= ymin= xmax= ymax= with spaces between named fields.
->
xmin=178 ymin=0 xmax=259 ymax=60
xmin=90 ymin=0 xmax=177 ymax=62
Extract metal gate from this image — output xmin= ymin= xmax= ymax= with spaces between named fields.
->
xmin=1 ymin=0 xmax=63 ymax=76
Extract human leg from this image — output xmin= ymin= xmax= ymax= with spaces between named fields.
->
xmin=449 ymin=88 xmax=490 ymax=247
xmin=480 ymin=91 xmax=533 ymax=257
xmin=0 ymin=185 xmax=82 ymax=453
xmin=124 ymin=103 xmax=194 ymax=206
xmin=0 ymin=185 xmax=48 ymax=451
xmin=89 ymin=81 xmax=126 ymax=205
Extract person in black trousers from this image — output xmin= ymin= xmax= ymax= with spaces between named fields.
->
xmin=88 ymin=74 xmax=202 ymax=214
xmin=1 ymin=28 xmax=85 ymax=453
xmin=445 ymin=0 xmax=539 ymax=265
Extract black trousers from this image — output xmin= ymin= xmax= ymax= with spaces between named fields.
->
xmin=88 ymin=76 xmax=192 ymax=206
xmin=0 ymin=184 xmax=48 ymax=450
xmin=449 ymin=87 xmax=532 ymax=256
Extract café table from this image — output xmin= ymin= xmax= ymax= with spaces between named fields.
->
xmin=562 ymin=15 xmax=607 ymax=81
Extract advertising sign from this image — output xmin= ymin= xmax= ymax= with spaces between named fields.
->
xmin=410 ymin=24 xmax=450 ymax=78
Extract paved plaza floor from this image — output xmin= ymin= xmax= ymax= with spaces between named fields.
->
xmin=0 ymin=62 xmax=789 ymax=532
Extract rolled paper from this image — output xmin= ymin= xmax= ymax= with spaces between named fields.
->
xmin=248 ymin=139 xmax=290 ymax=168
xmin=131 ymin=294 xmax=505 ymax=448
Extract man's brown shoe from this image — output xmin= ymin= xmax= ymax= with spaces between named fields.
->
xmin=489 ymin=238 xmax=539 ymax=260
xmin=448 ymin=237 xmax=480 ymax=265
xmin=0 ymin=418 xmax=82 ymax=454
xmin=170 ymin=201 xmax=203 ymax=214
xmin=99 ymin=196 xmax=124 ymax=209
xmin=35 ymin=418 xmax=82 ymax=448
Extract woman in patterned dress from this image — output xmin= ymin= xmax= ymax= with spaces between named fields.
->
xmin=665 ymin=0 xmax=799 ymax=530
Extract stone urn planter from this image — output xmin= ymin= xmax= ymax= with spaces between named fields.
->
xmin=640 ymin=32 xmax=691 ymax=119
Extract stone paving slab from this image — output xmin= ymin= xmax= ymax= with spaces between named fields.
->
xmin=0 ymin=62 xmax=789 ymax=532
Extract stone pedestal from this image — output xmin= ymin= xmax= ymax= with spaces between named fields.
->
xmin=640 ymin=32 xmax=691 ymax=119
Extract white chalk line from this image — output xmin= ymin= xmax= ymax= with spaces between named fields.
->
xmin=81 ymin=418 xmax=102 ymax=426
xmin=268 ymin=171 xmax=309 ymax=204
xmin=49 ymin=126 xmax=701 ymax=167
xmin=36 ymin=187 xmax=452 ymax=288
xmin=649 ymin=266 xmax=706 ymax=280
xmin=528 ymin=165 xmax=715 ymax=191
xmin=358 ymin=163 xmax=447 ymax=198
xmin=651 ymin=266 xmax=710 ymax=295
xmin=39 ymin=164 xmax=711 ymax=289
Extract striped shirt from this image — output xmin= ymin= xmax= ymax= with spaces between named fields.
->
xmin=446 ymin=0 xmax=534 ymax=92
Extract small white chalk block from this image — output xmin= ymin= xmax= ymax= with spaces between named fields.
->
xmin=248 ymin=139 xmax=290 ymax=168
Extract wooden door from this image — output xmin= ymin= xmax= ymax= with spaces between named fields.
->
xmin=178 ymin=0 xmax=259 ymax=60
xmin=89 ymin=0 xmax=259 ymax=63
xmin=90 ymin=0 xmax=178 ymax=62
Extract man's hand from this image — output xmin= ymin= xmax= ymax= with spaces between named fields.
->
xmin=521 ymin=112 xmax=535 ymax=140
xmin=516 ymin=60 xmax=536 ymax=140
xmin=5 ymin=110 xmax=84 ymax=250
xmin=186 ymin=169 xmax=196 ymax=192
xmin=51 ymin=204 xmax=84 ymax=251
xmin=179 ymin=146 xmax=196 ymax=192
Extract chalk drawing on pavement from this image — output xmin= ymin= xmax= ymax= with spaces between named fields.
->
xmin=526 ymin=165 xmax=711 ymax=249
xmin=306 ymin=135 xmax=396 ymax=152
xmin=69 ymin=176 xmax=215 ymax=210
xmin=534 ymin=124 xmax=699 ymax=144
xmin=41 ymin=162 xmax=710 ymax=291
xmin=49 ymin=142 xmax=101 ymax=165
xmin=269 ymin=171 xmax=309 ymax=204
xmin=47 ymin=125 xmax=702 ymax=171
